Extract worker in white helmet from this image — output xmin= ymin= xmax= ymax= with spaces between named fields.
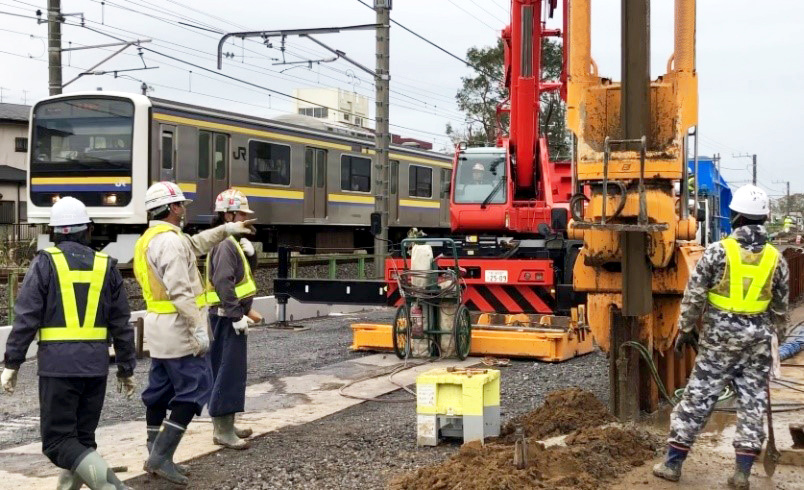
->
xmin=1 ymin=196 xmax=135 ymax=490
xmin=134 ymin=182 xmax=255 ymax=486
xmin=204 ymin=188 xmax=261 ymax=449
xmin=654 ymin=185 xmax=789 ymax=489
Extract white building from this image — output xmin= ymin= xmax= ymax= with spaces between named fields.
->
xmin=0 ymin=103 xmax=29 ymax=223
xmin=294 ymin=88 xmax=370 ymax=129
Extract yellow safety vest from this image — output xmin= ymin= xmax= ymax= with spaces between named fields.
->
xmin=707 ymin=237 xmax=780 ymax=314
xmin=39 ymin=247 xmax=109 ymax=342
xmin=133 ymin=224 xmax=206 ymax=314
xmin=204 ymin=236 xmax=257 ymax=306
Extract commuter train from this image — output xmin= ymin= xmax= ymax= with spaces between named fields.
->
xmin=25 ymin=92 xmax=453 ymax=262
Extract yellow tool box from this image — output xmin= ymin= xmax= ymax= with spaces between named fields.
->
xmin=415 ymin=367 xmax=500 ymax=446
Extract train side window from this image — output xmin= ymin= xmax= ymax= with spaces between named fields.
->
xmin=409 ymin=165 xmax=432 ymax=198
xmin=341 ymin=155 xmax=371 ymax=193
xmin=161 ymin=131 xmax=173 ymax=170
xmin=214 ymin=133 xmax=227 ymax=180
xmin=198 ymin=131 xmax=211 ymax=179
xmin=249 ymin=140 xmax=291 ymax=185
xmin=315 ymin=150 xmax=326 ymax=188
xmin=390 ymin=160 xmax=399 ymax=194
xmin=304 ymin=148 xmax=314 ymax=187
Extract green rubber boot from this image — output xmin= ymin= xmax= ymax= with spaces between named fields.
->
xmin=212 ymin=414 xmax=250 ymax=449
xmin=652 ymin=461 xmax=682 ymax=482
xmin=55 ymin=469 xmax=84 ymax=490
xmin=147 ymin=426 xmax=189 ymax=476
xmin=233 ymin=416 xmax=253 ymax=439
xmin=727 ymin=470 xmax=750 ymax=490
xmin=144 ymin=421 xmax=189 ymax=486
xmin=74 ymin=450 xmax=131 ymax=490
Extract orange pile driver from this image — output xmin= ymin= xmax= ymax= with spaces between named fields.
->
xmin=566 ymin=0 xmax=703 ymax=417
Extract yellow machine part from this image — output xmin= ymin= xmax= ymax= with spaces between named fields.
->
xmin=415 ymin=368 xmax=500 ymax=417
xmin=350 ymin=322 xmax=595 ymax=363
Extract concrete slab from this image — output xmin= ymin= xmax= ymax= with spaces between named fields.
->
xmin=0 ymin=353 xmax=479 ymax=489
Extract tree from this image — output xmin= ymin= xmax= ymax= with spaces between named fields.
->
xmin=447 ymin=38 xmax=570 ymax=159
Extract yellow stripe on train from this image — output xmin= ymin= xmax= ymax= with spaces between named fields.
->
xmin=328 ymin=193 xmax=375 ymax=205
xmin=399 ymin=199 xmax=441 ymax=209
xmin=233 ymin=186 xmax=304 ymax=200
xmin=32 ymin=176 xmax=132 ymax=184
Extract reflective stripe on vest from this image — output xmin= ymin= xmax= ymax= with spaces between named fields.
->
xmin=39 ymin=247 xmax=109 ymax=342
xmin=204 ymin=236 xmax=257 ymax=306
xmin=707 ymin=237 xmax=780 ymax=314
xmin=133 ymin=225 xmax=206 ymax=314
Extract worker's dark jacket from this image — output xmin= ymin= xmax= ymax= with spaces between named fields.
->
xmin=3 ymin=241 xmax=136 ymax=377
xmin=209 ymin=238 xmax=257 ymax=320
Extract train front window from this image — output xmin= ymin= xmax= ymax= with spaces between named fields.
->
xmin=32 ymin=98 xmax=134 ymax=170
xmin=453 ymin=153 xmax=507 ymax=204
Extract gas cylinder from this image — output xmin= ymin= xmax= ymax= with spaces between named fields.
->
xmin=411 ymin=302 xmax=424 ymax=338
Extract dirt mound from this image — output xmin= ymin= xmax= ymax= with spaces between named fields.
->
xmin=500 ymin=388 xmax=616 ymax=441
xmin=388 ymin=425 xmax=658 ymax=490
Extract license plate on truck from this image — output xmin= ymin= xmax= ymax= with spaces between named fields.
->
xmin=484 ymin=270 xmax=508 ymax=283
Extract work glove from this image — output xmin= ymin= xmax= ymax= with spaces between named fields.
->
xmin=1 ymin=368 xmax=18 ymax=394
xmin=225 ymin=219 xmax=257 ymax=236
xmin=246 ymin=308 xmax=263 ymax=325
xmin=239 ymin=237 xmax=255 ymax=257
xmin=771 ymin=332 xmax=782 ymax=380
xmin=674 ymin=329 xmax=699 ymax=356
xmin=233 ymin=317 xmax=250 ymax=336
xmin=190 ymin=319 xmax=210 ymax=357
xmin=116 ymin=374 xmax=136 ymax=400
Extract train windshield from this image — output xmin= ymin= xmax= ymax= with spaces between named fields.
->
xmin=32 ymin=98 xmax=134 ymax=170
xmin=453 ymin=152 xmax=507 ymax=204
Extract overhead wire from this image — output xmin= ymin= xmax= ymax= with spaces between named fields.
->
xmin=445 ymin=0 xmax=502 ymax=32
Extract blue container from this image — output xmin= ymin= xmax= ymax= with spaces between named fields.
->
xmin=689 ymin=157 xmax=733 ymax=237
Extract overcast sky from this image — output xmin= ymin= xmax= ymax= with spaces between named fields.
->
xmin=1 ymin=0 xmax=801 ymax=197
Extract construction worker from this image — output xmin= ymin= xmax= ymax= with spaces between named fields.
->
xmin=1 ymin=196 xmax=135 ymax=490
xmin=205 ymin=189 xmax=260 ymax=449
xmin=653 ymin=184 xmax=790 ymax=489
xmin=783 ymin=215 xmax=794 ymax=233
xmin=135 ymin=182 xmax=255 ymax=486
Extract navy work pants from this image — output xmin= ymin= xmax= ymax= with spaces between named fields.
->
xmin=208 ymin=314 xmax=248 ymax=417
xmin=142 ymin=355 xmax=212 ymax=416
xmin=39 ymin=376 xmax=106 ymax=470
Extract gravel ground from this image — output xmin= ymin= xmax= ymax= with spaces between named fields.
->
xmin=126 ymin=349 xmax=609 ymax=489
xmin=0 ymin=309 xmax=392 ymax=450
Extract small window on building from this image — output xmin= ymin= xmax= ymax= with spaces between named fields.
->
xmin=354 ymin=117 xmax=362 ymax=127
xmin=409 ymin=165 xmax=433 ymax=198
xmin=343 ymin=113 xmax=351 ymax=122
xmin=161 ymin=132 xmax=173 ymax=170
xmin=14 ymin=137 xmax=28 ymax=153
xmin=249 ymin=141 xmax=291 ymax=185
xmin=298 ymin=107 xmax=328 ymax=118
xmin=341 ymin=155 xmax=371 ymax=193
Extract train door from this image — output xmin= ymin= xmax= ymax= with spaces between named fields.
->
xmin=212 ymin=133 xmax=229 ymax=204
xmin=389 ymin=160 xmax=399 ymax=223
xmin=303 ymin=147 xmax=327 ymax=221
xmin=159 ymin=125 xmax=176 ymax=182
xmin=440 ymin=168 xmax=452 ymax=226
xmin=194 ymin=130 xmax=214 ymax=217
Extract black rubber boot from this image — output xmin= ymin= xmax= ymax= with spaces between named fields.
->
xmin=74 ymin=450 xmax=132 ymax=490
xmin=144 ymin=421 xmax=189 ymax=486
xmin=147 ymin=426 xmax=189 ymax=476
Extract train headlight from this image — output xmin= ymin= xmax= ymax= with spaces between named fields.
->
xmin=51 ymin=194 xmax=60 ymax=204
xmin=103 ymin=193 xmax=118 ymax=205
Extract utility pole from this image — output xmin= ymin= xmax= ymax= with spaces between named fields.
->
xmin=775 ymin=180 xmax=792 ymax=216
xmin=47 ymin=0 xmax=63 ymax=95
xmin=733 ymin=153 xmax=757 ymax=185
xmin=373 ymin=0 xmax=391 ymax=278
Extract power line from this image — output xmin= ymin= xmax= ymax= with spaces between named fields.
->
xmin=445 ymin=0 xmax=502 ymax=32
xmin=466 ymin=0 xmax=508 ymax=25
xmin=353 ymin=0 xmax=502 ymax=82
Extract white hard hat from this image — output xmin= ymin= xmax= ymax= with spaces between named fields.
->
xmin=214 ymin=188 xmax=255 ymax=214
xmin=472 ymin=163 xmax=484 ymax=172
xmin=49 ymin=196 xmax=91 ymax=231
xmin=145 ymin=181 xmax=191 ymax=211
xmin=729 ymin=184 xmax=769 ymax=218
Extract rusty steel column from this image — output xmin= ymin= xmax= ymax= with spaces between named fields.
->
xmin=621 ymin=0 xmax=650 ymax=142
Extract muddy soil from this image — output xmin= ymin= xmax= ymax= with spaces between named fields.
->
xmin=500 ymin=387 xmax=616 ymax=441
xmin=389 ymin=424 xmax=658 ymax=490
